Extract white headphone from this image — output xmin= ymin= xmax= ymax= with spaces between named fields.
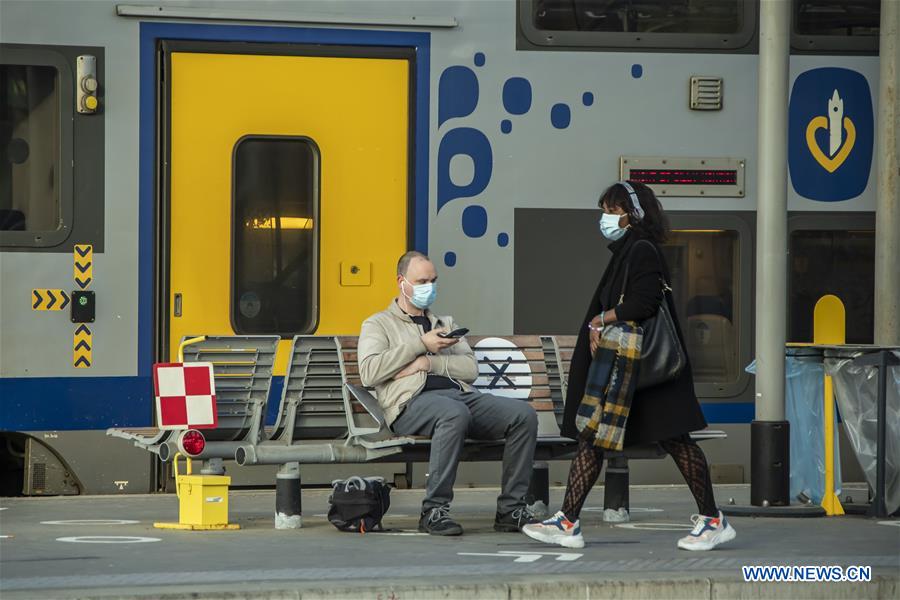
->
xmin=616 ymin=180 xmax=645 ymax=221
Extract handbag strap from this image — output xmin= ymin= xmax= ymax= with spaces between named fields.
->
xmin=618 ymin=239 xmax=673 ymax=304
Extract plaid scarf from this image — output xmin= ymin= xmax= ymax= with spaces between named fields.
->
xmin=574 ymin=322 xmax=643 ymax=451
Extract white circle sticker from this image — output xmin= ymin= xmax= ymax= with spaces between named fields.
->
xmin=42 ymin=519 xmax=139 ymax=526
xmin=57 ymin=536 xmax=160 ymax=544
xmin=616 ymin=522 xmax=693 ymax=531
xmin=474 ymin=337 xmax=533 ymax=399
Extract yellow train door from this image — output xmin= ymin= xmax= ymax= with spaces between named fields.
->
xmin=163 ymin=43 xmax=411 ymax=372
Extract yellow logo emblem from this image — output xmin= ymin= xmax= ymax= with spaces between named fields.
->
xmin=805 ymin=90 xmax=855 ymax=173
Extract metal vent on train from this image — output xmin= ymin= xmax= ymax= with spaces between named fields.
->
xmin=31 ymin=463 xmax=47 ymax=491
xmin=690 ymin=76 xmax=723 ymax=111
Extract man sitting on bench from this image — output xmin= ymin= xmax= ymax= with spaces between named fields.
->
xmin=358 ymin=251 xmax=539 ymax=536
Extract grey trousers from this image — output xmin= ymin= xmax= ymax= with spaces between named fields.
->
xmin=391 ymin=388 xmax=539 ymax=514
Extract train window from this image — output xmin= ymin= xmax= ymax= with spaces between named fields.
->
xmin=789 ymin=230 xmax=874 ymax=344
xmin=792 ymin=0 xmax=880 ymax=53
xmin=662 ymin=230 xmax=740 ymax=384
xmin=232 ymin=136 xmax=319 ymax=336
xmin=534 ymin=0 xmax=742 ymax=33
xmin=0 ymin=64 xmax=60 ymax=233
xmin=520 ymin=0 xmax=756 ymax=50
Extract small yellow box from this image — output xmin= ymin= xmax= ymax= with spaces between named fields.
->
xmin=177 ymin=473 xmax=232 ymax=526
xmin=340 ymin=261 xmax=372 ymax=286
xmin=154 ymin=453 xmax=239 ymax=530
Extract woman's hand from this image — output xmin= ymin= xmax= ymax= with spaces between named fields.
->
xmin=589 ymin=314 xmax=603 ymax=356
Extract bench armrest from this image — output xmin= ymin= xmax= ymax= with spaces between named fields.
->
xmin=345 ymin=383 xmax=386 ymax=429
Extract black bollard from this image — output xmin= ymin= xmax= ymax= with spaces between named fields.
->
xmin=750 ymin=420 xmax=790 ymax=506
xmin=275 ymin=462 xmax=302 ymax=529
xmin=527 ymin=461 xmax=550 ymax=511
xmin=603 ymin=454 xmax=630 ymax=513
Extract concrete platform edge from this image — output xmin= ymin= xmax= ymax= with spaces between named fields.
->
xmin=31 ymin=574 xmax=899 ymax=600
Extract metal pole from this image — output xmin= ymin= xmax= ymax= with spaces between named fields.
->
xmin=874 ymin=0 xmax=900 ymax=346
xmin=751 ymin=0 xmax=791 ymax=507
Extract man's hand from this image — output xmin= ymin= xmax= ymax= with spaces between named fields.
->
xmin=421 ymin=329 xmax=459 ymax=353
xmin=589 ymin=315 xmax=603 ymax=356
xmin=394 ymin=355 xmax=430 ymax=380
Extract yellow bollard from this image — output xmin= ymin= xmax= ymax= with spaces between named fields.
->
xmin=813 ymin=295 xmax=845 ymax=516
xmin=154 ymin=453 xmax=240 ymax=530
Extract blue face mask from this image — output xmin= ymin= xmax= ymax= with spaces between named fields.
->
xmin=402 ymin=277 xmax=437 ymax=309
xmin=599 ymin=212 xmax=628 ymax=241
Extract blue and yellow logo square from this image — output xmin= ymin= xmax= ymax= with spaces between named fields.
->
xmin=789 ymin=67 xmax=873 ymax=202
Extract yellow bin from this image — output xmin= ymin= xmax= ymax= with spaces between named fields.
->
xmin=154 ymin=453 xmax=239 ymax=530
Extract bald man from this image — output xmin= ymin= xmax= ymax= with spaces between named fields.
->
xmin=358 ymin=251 xmax=538 ymax=536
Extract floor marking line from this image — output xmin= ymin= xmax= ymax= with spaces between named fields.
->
xmin=615 ymin=522 xmax=692 ymax=531
xmin=42 ymin=519 xmax=139 ymax=526
xmin=56 ymin=536 xmax=160 ymax=544
xmin=583 ymin=507 xmax=663 ymax=513
xmin=497 ymin=550 xmax=583 ymax=561
xmin=458 ymin=551 xmax=582 ymax=563
xmin=458 ymin=552 xmax=541 ymax=563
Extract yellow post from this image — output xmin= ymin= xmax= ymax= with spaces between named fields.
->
xmin=813 ymin=295 xmax=845 ymax=516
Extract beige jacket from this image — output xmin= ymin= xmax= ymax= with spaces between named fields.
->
xmin=358 ymin=300 xmax=478 ymax=426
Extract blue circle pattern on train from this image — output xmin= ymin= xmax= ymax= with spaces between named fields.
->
xmin=438 ymin=53 xmax=600 ymax=265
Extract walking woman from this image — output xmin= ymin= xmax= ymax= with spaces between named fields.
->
xmin=523 ymin=181 xmax=736 ymax=551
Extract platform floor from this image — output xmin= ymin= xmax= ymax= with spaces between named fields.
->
xmin=1 ymin=484 xmax=898 ymax=599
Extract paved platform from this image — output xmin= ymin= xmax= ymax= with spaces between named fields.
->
xmin=1 ymin=484 xmax=897 ymax=599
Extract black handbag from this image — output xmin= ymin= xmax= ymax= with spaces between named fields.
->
xmin=327 ymin=476 xmax=391 ymax=533
xmin=618 ymin=240 xmax=687 ymax=390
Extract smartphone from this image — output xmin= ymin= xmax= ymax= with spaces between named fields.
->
xmin=438 ymin=328 xmax=469 ymax=339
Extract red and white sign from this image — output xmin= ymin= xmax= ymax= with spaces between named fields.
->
xmin=152 ymin=363 xmax=218 ymax=430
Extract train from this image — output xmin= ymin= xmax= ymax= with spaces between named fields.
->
xmin=0 ymin=0 xmax=883 ymax=495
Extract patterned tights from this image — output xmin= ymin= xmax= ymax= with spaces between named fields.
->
xmin=560 ymin=436 xmax=718 ymax=521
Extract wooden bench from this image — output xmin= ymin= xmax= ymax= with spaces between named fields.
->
xmin=238 ymin=335 xmax=575 ymax=468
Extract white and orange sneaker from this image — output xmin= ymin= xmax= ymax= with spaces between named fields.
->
xmin=522 ymin=510 xmax=585 ymax=549
xmin=677 ymin=511 xmax=736 ymax=551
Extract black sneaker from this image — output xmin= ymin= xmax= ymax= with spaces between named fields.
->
xmin=418 ymin=505 xmax=463 ymax=536
xmin=494 ymin=505 xmax=539 ymax=532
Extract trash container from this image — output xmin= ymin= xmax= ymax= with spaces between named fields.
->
xmin=825 ymin=349 xmax=900 ymax=516
xmin=746 ymin=348 xmax=841 ymax=504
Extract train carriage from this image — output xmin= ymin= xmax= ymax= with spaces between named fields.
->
xmin=0 ymin=0 xmax=883 ymax=495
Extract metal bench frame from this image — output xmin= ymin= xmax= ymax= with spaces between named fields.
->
xmin=107 ymin=335 xmax=280 ymax=465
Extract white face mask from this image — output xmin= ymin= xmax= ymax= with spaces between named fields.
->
xmin=401 ymin=277 xmax=437 ymax=309
xmin=599 ymin=212 xmax=628 ymax=240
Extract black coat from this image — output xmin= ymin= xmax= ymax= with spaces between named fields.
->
xmin=560 ymin=230 xmax=708 ymax=445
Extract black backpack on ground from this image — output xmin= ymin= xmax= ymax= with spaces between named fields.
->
xmin=327 ymin=476 xmax=391 ymax=533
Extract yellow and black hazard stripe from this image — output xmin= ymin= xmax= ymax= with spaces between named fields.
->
xmin=73 ymin=324 xmax=92 ymax=368
xmin=74 ymin=244 xmax=92 ymax=289
xmin=32 ymin=289 xmax=70 ymax=311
